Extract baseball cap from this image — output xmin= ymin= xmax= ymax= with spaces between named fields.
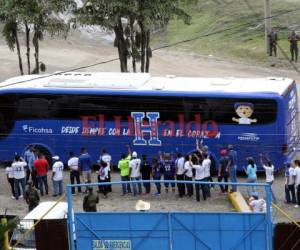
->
xmin=52 ymin=155 xmax=60 ymax=161
xmin=132 ymin=151 xmax=137 ymax=158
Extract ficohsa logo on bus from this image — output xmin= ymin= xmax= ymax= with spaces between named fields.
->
xmin=238 ymin=133 xmax=260 ymax=141
xmin=22 ymin=125 xmax=53 ymax=134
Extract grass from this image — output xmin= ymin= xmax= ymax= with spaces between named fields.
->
xmin=152 ymin=0 xmax=300 ymax=64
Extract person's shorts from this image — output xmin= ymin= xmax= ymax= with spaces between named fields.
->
xmin=164 ymin=175 xmax=175 ymax=188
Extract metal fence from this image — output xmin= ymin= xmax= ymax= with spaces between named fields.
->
xmin=67 ymin=180 xmax=273 ymax=250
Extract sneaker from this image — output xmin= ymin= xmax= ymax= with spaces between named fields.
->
xmin=155 ymin=192 xmax=161 ymax=197
xmin=294 ymin=205 xmax=299 ymax=208
xmin=19 ymin=195 xmax=23 ymax=199
xmin=11 ymin=196 xmax=15 ymax=199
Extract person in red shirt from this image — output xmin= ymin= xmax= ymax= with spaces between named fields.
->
xmin=34 ymin=154 xmax=49 ymax=196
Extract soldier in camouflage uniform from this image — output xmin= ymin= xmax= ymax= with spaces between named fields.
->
xmin=83 ymin=187 xmax=99 ymax=212
xmin=289 ymin=30 xmax=300 ymax=62
xmin=268 ymin=28 xmax=278 ymax=57
xmin=25 ymin=181 xmax=40 ymax=211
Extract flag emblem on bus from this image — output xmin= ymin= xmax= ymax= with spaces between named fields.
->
xmin=131 ymin=112 xmax=161 ymax=146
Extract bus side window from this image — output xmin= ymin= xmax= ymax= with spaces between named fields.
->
xmin=49 ymin=96 xmax=79 ymax=119
xmin=183 ymin=97 xmax=277 ymax=125
xmin=17 ymin=97 xmax=49 ymax=119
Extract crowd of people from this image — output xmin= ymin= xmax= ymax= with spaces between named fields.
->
xmin=4 ymin=140 xmax=300 ymax=212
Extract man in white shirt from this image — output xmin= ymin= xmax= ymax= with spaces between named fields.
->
xmin=293 ymin=160 xmax=300 ymax=207
xmin=260 ymin=154 xmax=276 ymax=203
xmin=249 ymin=193 xmax=265 ymax=213
xmin=12 ymin=155 xmax=27 ymax=200
xmin=6 ymin=165 xmax=17 ymax=199
xmin=285 ymin=161 xmax=296 ymax=204
xmin=184 ymin=155 xmax=193 ymax=197
xmin=175 ymin=153 xmax=185 ymax=197
xmin=99 ymin=149 xmax=112 ymax=192
xmin=189 ymin=154 xmax=206 ymax=202
xmin=202 ymin=153 xmax=211 ymax=198
xmin=97 ymin=161 xmax=110 ymax=198
xmin=68 ymin=152 xmax=81 ymax=195
xmin=129 ymin=151 xmax=142 ymax=196
xmin=52 ymin=156 xmax=64 ymax=197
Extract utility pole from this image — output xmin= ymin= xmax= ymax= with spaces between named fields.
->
xmin=264 ymin=0 xmax=271 ymax=54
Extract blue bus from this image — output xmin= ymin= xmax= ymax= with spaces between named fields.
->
xmin=0 ymin=72 xmax=299 ymax=171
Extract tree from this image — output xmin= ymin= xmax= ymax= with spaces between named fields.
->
xmin=0 ymin=217 xmax=19 ymax=250
xmin=76 ymin=0 xmax=191 ymax=72
xmin=28 ymin=0 xmax=75 ymax=74
xmin=1 ymin=0 xmax=24 ymax=75
xmin=0 ymin=0 xmax=75 ymax=75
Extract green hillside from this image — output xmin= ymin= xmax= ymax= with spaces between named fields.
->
xmin=153 ymin=0 xmax=300 ymax=64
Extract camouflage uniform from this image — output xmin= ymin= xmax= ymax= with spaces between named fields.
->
xmin=268 ymin=31 xmax=278 ymax=57
xmin=83 ymin=188 xmax=99 ymax=212
xmin=289 ymin=31 xmax=300 ymax=62
xmin=25 ymin=184 xmax=40 ymax=211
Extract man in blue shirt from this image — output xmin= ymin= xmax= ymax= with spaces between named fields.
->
xmin=159 ymin=152 xmax=176 ymax=194
xmin=78 ymin=147 xmax=92 ymax=192
xmin=24 ymin=146 xmax=37 ymax=185
xmin=227 ymin=144 xmax=238 ymax=192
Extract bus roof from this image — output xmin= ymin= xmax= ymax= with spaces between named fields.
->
xmin=23 ymin=202 xmax=68 ymax=220
xmin=0 ymin=72 xmax=295 ymax=96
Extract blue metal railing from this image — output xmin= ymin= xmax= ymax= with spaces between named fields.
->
xmin=66 ymin=180 xmax=272 ymax=250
